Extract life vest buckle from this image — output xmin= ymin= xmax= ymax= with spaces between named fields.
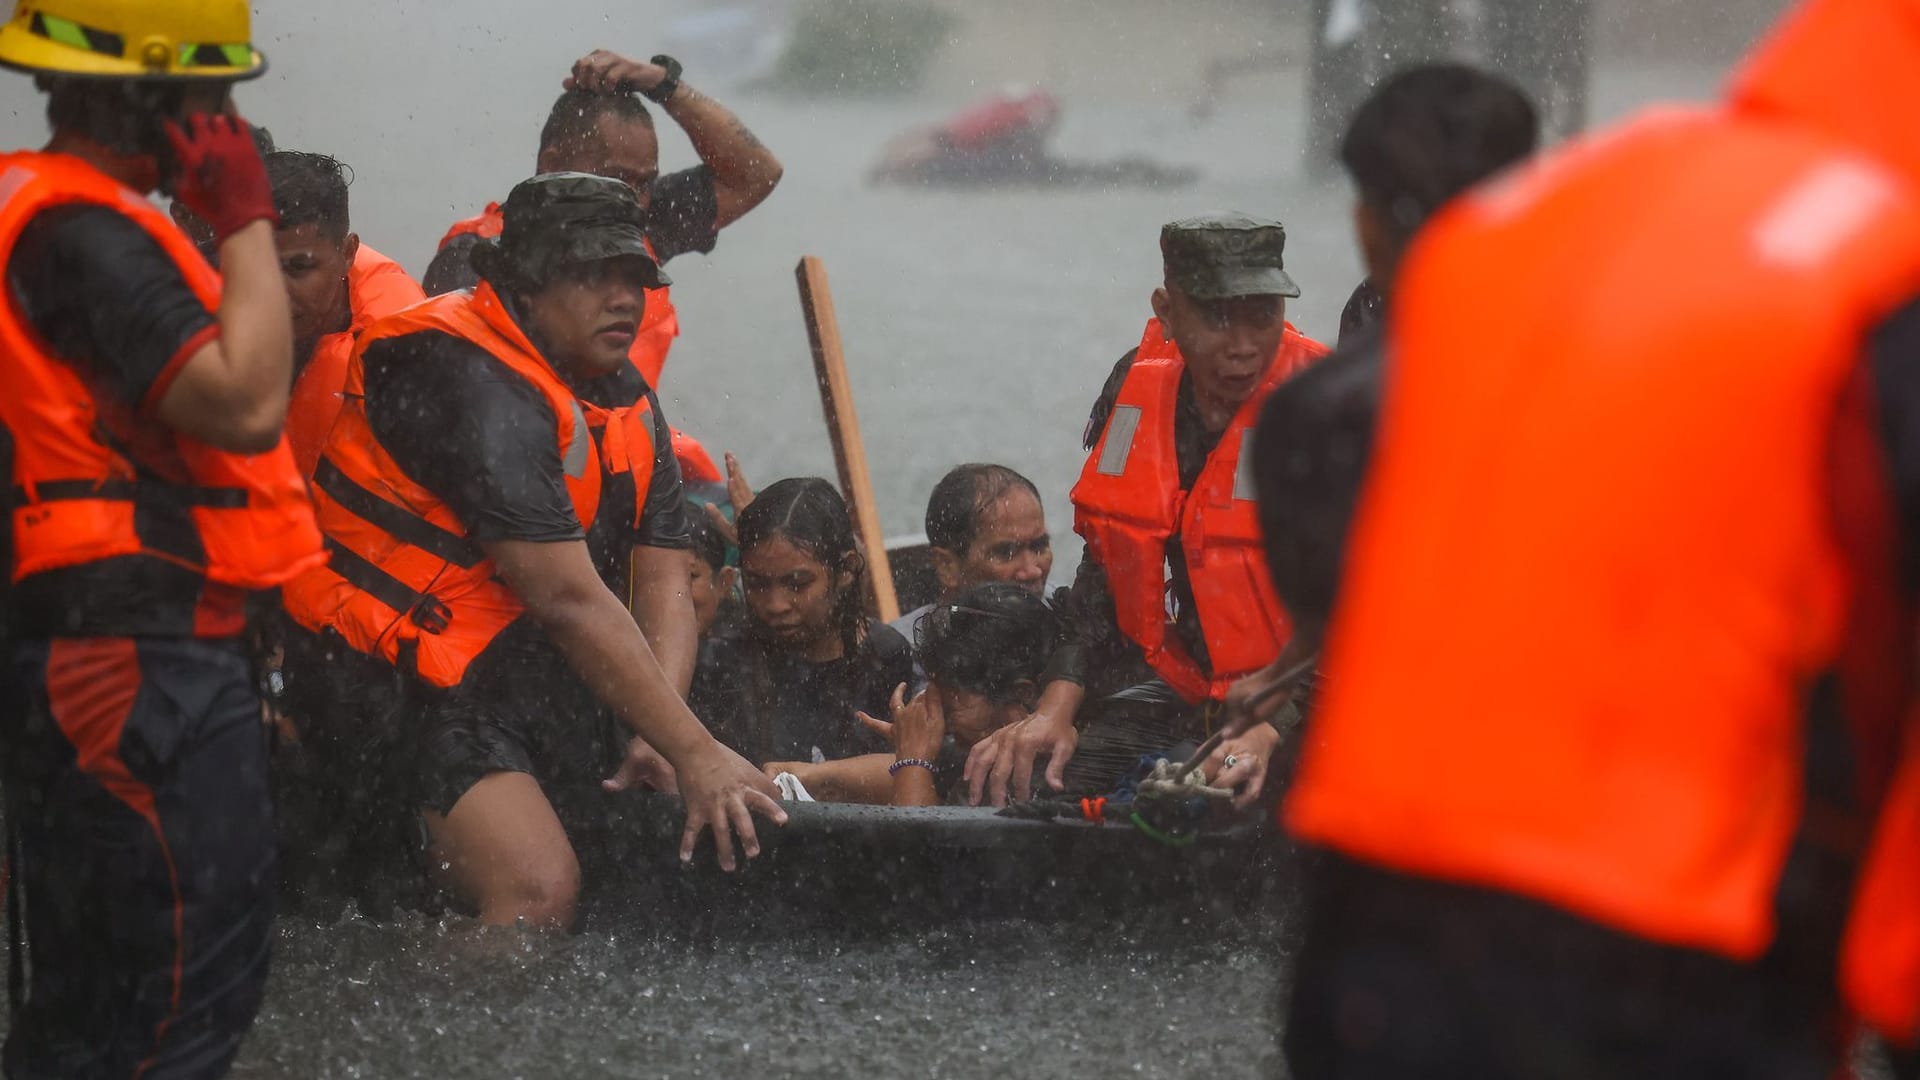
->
xmin=410 ymin=596 xmax=452 ymax=634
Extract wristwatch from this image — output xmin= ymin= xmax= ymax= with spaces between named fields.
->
xmin=644 ymin=54 xmax=683 ymax=104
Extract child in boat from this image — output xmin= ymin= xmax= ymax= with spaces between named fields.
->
xmin=689 ymin=478 xmax=913 ymax=765
xmin=686 ymin=508 xmax=737 ymax=640
xmin=768 ymin=582 xmax=1061 ymax=806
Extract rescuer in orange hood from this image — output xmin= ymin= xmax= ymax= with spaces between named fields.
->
xmin=1269 ymin=0 xmax=1920 ymax=1074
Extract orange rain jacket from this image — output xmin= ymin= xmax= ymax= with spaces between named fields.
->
xmin=1287 ymin=0 xmax=1920 ymax=978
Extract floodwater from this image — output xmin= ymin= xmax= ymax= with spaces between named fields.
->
xmin=0 ymin=1 xmax=1802 ymax=1076
xmin=240 ymin=911 xmax=1290 ymax=1079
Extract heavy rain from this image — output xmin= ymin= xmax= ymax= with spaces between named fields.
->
xmin=4 ymin=0 xmax=1914 ymax=1078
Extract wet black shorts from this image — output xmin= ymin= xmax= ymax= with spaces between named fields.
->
xmin=414 ymin=706 xmax=541 ymax=817
xmin=1 ymin=636 xmax=274 ymax=1080
xmin=409 ymin=681 xmax=623 ymax=827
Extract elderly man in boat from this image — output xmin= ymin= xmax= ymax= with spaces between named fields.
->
xmin=965 ymin=212 xmax=1329 ymax=811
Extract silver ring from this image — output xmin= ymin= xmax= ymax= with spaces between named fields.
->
xmin=1223 ymin=754 xmax=1239 ymax=769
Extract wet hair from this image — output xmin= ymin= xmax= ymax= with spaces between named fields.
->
xmin=688 ymin=510 xmax=728 ymax=574
xmin=41 ymin=76 xmax=193 ymax=158
xmin=265 ymin=151 xmax=351 ymax=240
xmin=1341 ymin=63 xmax=1538 ymax=246
xmin=924 ymin=464 xmax=1041 ymax=554
xmin=538 ymin=88 xmax=654 ymax=160
xmin=735 ymin=478 xmax=867 ymax=658
xmin=915 ymin=583 xmax=1058 ymax=705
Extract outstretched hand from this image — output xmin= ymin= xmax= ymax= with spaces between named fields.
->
xmin=602 ymin=735 xmax=678 ymax=795
xmin=674 ymin=741 xmax=787 ymax=871
xmin=963 ymin=708 xmax=1077 ymax=807
xmin=703 ymin=452 xmax=755 ymax=548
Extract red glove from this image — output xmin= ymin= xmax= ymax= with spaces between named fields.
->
xmin=163 ymin=113 xmax=277 ymax=245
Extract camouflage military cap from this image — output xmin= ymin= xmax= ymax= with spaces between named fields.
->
xmin=477 ymin=171 xmax=669 ymax=288
xmin=1159 ymin=211 xmax=1300 ymax=300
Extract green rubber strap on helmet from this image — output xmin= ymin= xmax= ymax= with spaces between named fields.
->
xmin=33 ymin=12 xmax=119 ymax=56
xmin=178 ymin=42 xmax=253 ymax=68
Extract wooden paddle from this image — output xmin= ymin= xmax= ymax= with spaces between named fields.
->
xmin=795 ymin=255 xmax=900 ymax=622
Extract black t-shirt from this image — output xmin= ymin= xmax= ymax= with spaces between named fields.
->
xmin=3 ymin=205 xmax=229 ymax=638
xmin=359 ymin=321 xmax=692 ymax=687
xmin=1252 ymin=324 xmax=1384 ymax=645
xmin=689 ymin=618 xmax=914 ymax=765
xmin=1339 ymin=279 xmax=1386 ymax=346
xmin=421 ymin=165 xmax=722 ymax=297
xmin=7 ymin=206 xmax=218 ymax=409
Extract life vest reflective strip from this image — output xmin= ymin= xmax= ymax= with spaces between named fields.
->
xmin=1071 ymin=317 xmax=1324 ymax=703
xmin=279 ymin=281 xmax=655 ymax=689
xmin=0 ymin=150 xmax=324 ymax=590
xmin=440 ymin=202 xmax=679 ymax=386
xmin=1286 ymin=107 xmax=1920 ymax=963
xmin=286 ymin=243 xmax=426 ymax=478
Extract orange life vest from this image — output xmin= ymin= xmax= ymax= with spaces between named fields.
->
xmin=279 ymin=281 xmax=655 ymax=690
xmin=440 ymin=202 xmax=679 ymax=387
xmin=285 ymin=243 xmax=426 ymax=478
xmin=1071 ymin=318 xmax=1324 ymax=703
xmin=1719 ymin=0 xmax=1920 ymax=1042
xmin=1285 ymin=105 xmax=1920 ymax=963
xmin=0 ymin=150 xmax=325 ymax=597
xmin=1847 ymin=724 xmax=1920 ymax=1044
xmin=672 ymin=426 xmax=722 ymax=485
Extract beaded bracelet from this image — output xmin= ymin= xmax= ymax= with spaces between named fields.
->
xmin=889 ymin=758 xmax=936 ymax=776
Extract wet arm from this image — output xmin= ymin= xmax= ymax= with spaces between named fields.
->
xmin=1032 ymin=557 xmax=1127 ymax=723
xmin=888 ymin=761 xmax=941 ymax=807
xmin=628 ymin=393 xmax=698 ymax=694
xmin=629 ymin=544 xmax=698 ymax=697
xmin=771 ymin=755 xmax=895 ymax=804
xmin=660 ymin=83 xmax=784 ymax=228
xmin=155 ymin=220 xmax=294 ymax=452
xmin=485 ymin=537 xmax=713 ymax=765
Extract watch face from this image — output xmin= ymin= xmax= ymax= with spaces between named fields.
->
xmin=644 ymin=55 xmax=682 ymax=102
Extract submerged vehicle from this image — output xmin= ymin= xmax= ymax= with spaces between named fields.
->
xmin=870 ymin=88 xmax=1199 ymax=189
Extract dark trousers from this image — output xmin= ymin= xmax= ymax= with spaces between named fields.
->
xmin=2 ymin=637 xmax=275 ymax=1080
xmin=1283 ymin=854 xmax=1844 ymax=1080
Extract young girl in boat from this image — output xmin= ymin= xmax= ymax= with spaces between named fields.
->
xmin=689 ymin=477 xmax=914 ymax=765
xmin=767 ymin=582 xmax=1060 ymax=806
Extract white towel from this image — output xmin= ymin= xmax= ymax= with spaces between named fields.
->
xmin=772 ymin=772 xmax=816 ymax=802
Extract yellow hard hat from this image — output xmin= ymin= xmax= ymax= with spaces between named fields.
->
xmin=0 ymin=0 xmax=265 ymax=80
